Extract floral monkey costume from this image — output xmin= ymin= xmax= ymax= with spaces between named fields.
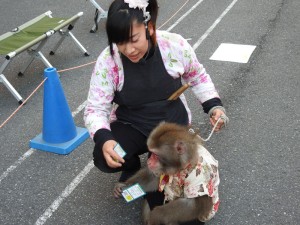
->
xmin=159 ymin=145 xmax=220 ymax=222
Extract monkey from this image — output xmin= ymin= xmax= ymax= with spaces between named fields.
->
xmin=114 ymin=122 xmax=220 ymax=225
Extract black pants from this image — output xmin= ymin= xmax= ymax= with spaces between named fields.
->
xmin=93 ymin=121 xmax=204 ymax=225
xmin=93 ymin=121 xmax=148 ymax=176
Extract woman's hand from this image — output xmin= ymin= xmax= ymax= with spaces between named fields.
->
xmin=102 ymin=140 xmax=125 ymax=168
xmin=209 ymin=108 xmax=227 ymax=132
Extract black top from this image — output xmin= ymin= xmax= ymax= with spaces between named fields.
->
xmin=113 ymin=44 xmax=188 ymax=135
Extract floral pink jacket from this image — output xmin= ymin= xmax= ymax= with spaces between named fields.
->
xmin=84 ymin=30 xmax=220 ymax=138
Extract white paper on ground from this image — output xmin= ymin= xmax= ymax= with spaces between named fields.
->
xmin=210 ymin=43 xmax=256 ymax=63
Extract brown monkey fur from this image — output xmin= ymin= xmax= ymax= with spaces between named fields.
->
xmin=115 ymin=122 xmax=219 ymax=225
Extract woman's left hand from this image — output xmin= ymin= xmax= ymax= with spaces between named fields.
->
xmin=209 ymin=108 xmax=226 ymax=132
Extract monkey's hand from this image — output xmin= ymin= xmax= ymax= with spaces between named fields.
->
xmin=125 ymin=168 xmax=159 ymax=193
xmin=113 ymin=182 xmax=126 ymax=198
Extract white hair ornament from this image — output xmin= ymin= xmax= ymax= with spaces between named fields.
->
xmin=124 ymin=0 xmax=151 ymax=23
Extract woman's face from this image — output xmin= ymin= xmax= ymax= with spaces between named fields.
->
xmin=116 ymin=21 xmax=153 ymax=63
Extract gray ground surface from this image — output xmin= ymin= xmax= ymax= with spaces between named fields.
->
xmin=0 ymin=0 xmax=299 ymax=224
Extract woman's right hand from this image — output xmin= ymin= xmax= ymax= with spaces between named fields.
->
xmin=102 ymin=140 xmax=125 ymax=168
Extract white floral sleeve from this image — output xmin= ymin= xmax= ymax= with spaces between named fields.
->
xmin=84 ymin=47 xmax=118 ymax=138
xmin=179 ymin=38 xmax=220 ymax=104
xmin=157 ymin=30 xmax=221 ymax=104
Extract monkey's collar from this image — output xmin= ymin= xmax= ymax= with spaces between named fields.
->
xmin=158 ymin=163 xmax=194 ymax=192
xmin=158 ymin=174 xmax=173 ymax=192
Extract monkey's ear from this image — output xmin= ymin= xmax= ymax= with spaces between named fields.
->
xmin=175 ymin=140 xmax=187 ymax=155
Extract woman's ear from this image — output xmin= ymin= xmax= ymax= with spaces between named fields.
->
xmin=148 ymin=21 xmax=155 ymax=36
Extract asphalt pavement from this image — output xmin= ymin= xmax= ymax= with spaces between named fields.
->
xmin=0 ymin=0 xmax=299 ymax=224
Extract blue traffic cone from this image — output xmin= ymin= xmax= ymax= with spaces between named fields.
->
xmin=29 ymin=67 xmax=89 ymax=154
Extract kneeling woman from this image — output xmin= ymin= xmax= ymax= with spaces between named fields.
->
xmin=84 ymin=0 xmax=227 ymax=224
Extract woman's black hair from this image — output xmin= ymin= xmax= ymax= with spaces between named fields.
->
xmin=106 ymin=0 xmax=158 ymax=55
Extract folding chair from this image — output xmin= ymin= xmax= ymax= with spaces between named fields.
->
xmin=88 ymin=0 xmax=108 ymax=33
xmin=0 ymin=11 xmax=89 ymax=104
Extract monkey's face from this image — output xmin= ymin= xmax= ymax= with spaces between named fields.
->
xmin=147 ymin=147 xmax=182 ymax=176
xmin=147 ymin=122 xmax=198 ymax=176
xmin=147 ymin=151 xmax=162 ymax=176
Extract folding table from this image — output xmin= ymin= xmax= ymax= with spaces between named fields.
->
xmin=0 ymin=11 xmax=89 ymax=104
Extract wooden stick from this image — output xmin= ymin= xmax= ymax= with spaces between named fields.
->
xmin=168 ymin=83 xmax=190 ymax=100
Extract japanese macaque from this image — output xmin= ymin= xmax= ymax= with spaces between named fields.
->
xmin=114 ymin=122 xmax=220 ymax=225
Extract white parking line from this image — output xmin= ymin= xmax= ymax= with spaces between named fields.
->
xmin=72 ymin=100 xmax=87 ymax=117
xmin=34 ymin=0 xmax=239 ymax=224
xmin=167 ymin=0 xmax=205 ymax=31
xmin=193 ymin=0 xmax=239 ymax=50
xmin=35 ymin=161 xmax=94 ymax=225
xmin=0 ymin=149 xmax=35 ymax=184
